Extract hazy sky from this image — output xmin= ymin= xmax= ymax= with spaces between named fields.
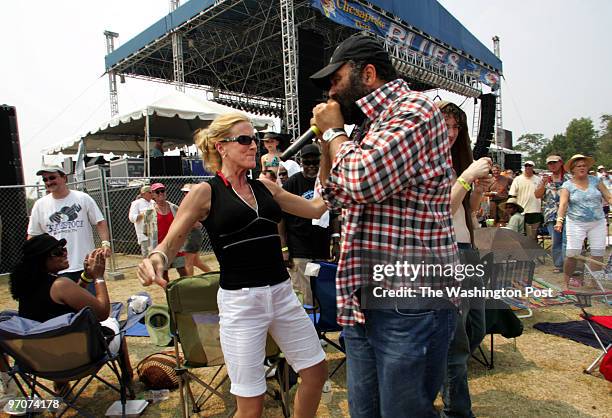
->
xmin=1 ymin=0 xmax=610 ymax=185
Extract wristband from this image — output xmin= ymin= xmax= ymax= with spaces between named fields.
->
xmin=331 ymin=233 xmax=341 ymax=239
xmin=95 ymin=278 xmax=106 ymax=284
xmin=457 ymin=177 xmax=472 ymax=191
xmin=556 ymin=217 xmax=565 ymax=223
xmin=148 ymin=250 xmax=169 ymax=270
xmin=80 ymin=272 xmax=93 ymax=283
xmin=281 ymin=247 xmax=289 ymax=252
xmin=101 ymin=240 xmax=111 ymax=248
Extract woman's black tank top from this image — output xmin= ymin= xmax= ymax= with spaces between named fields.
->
xmin=19 ymin=274 xmax=75 ymax=323
xmin=203 ymin=174 xmax=289 ymax=290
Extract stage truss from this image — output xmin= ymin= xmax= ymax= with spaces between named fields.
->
xmin=106 ymin=0 xmax=490 ymax=139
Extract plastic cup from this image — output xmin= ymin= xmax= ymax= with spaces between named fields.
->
xmin=486 ymin=219 xmax=495 ymax=227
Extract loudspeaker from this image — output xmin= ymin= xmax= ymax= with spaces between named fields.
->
xmin=0 ymin=105 xmax=28 ymax=273
xmin=0 ymin=105 xmax=25 ymax=185
xmin=472 ymin=94 xmax=496 ymax=159
xmin=297 ymin=29 xmax=326 ymax=136
xmin=150 ymin=156 xmax=183 ymax=176
xmin=504 ymin=154 xmax=522 ymax=171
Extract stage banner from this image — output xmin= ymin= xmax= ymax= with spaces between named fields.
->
xmin=310 ymin=0 xmax=500 ymax=90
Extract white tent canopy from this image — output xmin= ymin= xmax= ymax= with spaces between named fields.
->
xmin=43 ymin=92 xmax=276 ymax=156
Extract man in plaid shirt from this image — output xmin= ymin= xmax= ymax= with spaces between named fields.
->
xmin=311 ymin=33 xmax=459 ymax=417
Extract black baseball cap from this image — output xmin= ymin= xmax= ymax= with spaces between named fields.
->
xmin=23 ymin=234 xmax=67 ymax=258
xmin=310 ymin=32 xmax=393 ymax=90
xmin=301 ymin=144 xmax=321 ymax=157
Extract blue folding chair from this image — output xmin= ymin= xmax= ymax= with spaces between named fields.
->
xmin=0 ymin=306 xmax=134 ymax=417
xmin=307 ymin=261 xmax=346 ymax=377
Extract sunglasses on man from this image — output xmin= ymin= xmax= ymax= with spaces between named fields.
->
xmin=302 ymin=159 xmax=320 ymax=167
xmin=219 ymin=135 xmax=259 ymax=146
xmin=49 ymin=246 xmax=67 ymax=257
xmin=42 ymin=175 xmax=59 ymax=183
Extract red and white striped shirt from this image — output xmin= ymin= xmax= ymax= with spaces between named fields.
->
xmin=322 ymin=79 xmax=459 ymax=326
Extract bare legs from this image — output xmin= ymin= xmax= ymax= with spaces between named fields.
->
xmin=183 ymin=252 xmax=212 ymax=276
xmin=234 ymin=360 xmax=327 ymax=418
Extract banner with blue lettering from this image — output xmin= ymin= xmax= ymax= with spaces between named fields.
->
xmin=310 ymin=0 xmax=500 ymax=90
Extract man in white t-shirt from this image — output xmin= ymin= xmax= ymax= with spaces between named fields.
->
xmin=509 ymin=160 xmax=542 ymax=240
xmin=27 ymin=165 xmax=111 ymax=290
xmin=128 ymin=185 xmax=155 ymax=256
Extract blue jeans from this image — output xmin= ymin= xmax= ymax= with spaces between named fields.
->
xmin=546 ymin=222 xmax=566 ymax=268
xmin=442 ymin=303 xmax=485 ymax=418
xmin=344 ymin=307 xmax=457 ymax=418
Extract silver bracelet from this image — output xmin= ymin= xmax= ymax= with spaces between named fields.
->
xmin=148 ymin=250 xmax=169 ymax=270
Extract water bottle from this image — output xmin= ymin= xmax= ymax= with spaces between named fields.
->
xmin=320 ymin=379 xmax=332 ymax=404
xmin=145 ymin=389 xmax=170 ymax=402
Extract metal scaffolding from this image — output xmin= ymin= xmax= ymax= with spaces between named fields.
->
xmin=104 ymin=30 xmax=120 ymax=117
xmin=171 ymin=0 xmax=185 ymax=92
xmin=105 ymin=0 xmax=497 ymax=134
xmin=280 ymin=0 xmax=300 ymax=139
xmin=493 ymin=35 xmax=503 ymax=146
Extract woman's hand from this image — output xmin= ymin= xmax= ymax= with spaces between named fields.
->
xmin=554 ymin=222 xmax=563 ymax=233
xmin=84 ymin=249 xmax=105 ymax=279
xmin=474 ymin=177 xmax=494 ymax=194
xmin=137 ymin=255 xmax=167 ymax=288
xmin=462 ymin=158 xmax=493 ymax=183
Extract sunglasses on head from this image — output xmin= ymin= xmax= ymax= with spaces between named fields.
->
xmin=219 ymin=135 xmax=259 ymax=146
xmin=42 ymin=175 xmax=58 ymax=183
xmin=49 ymin=246 xmax=67 ymax=257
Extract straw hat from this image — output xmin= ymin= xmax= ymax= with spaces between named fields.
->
xmin=499 ymin=198 xmax=524 ymax=213
xmin=564 ymin=154 xmax=595 ymax=172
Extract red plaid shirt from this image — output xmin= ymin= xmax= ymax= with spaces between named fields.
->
xmin=322 ymin=79 xmax=459 ymax=326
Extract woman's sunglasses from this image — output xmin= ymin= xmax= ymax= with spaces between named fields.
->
xmin=153 ymin=189 xmax=166 ymax=194
xmin=49 ymin=246 xmax=67 ymax=257
xmin=219 ymin=135 xmax=259 ymax=146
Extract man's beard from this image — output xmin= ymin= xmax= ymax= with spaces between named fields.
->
xmin=330 ymin=71 xmax=370 ymax=125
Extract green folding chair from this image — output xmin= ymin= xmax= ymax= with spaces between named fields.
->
xmin=165 ymin=272 xmax=290 ymax=417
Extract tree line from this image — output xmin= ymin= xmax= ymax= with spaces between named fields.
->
xmin=513 ymin=114 xmax=612 ymax=169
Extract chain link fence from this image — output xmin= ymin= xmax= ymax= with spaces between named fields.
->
xmin=0 ymin=174 xmax=214 ymax=275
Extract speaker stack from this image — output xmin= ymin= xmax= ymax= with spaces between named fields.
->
xmin=472 ymin=94 xmax=496 ymax=160
xmin=297 ymin=29 xmax=327 ymax=136
xmin=0 ymin=105 xmax=29 ymax=272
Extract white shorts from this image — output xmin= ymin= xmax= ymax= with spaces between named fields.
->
xmin=100 ymin=317 xmax=121 ymax=355
xmin=565 ymin=217 xmax=607 ymax=257
xmin=217 ymin=279 xmax=326 ymax=397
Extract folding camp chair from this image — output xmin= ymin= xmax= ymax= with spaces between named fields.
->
xmin=557 ymin=293 xmax=612 ymax=378
xmin=0 ymin=306 xmax=133 ymax=418
xmin=472 ymin=253 xmax=525 ymax=369
xmin=570 ymin=254 xmax=612 ymax=304
xmin=536 ymin=225 xmax=552 ymax=265
xmin=580 ymin=309 xmax=612 ymax=377
xmin=305 ymin=261 xmax=346 ymax=377
xmin=165 ymin=272 xmax=290 ymax=418
xmin=490 ymin=258 xmax=536 ymax=318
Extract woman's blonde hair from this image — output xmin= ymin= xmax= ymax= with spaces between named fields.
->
xmin=194 ymin=113 xmax=251 ymax=173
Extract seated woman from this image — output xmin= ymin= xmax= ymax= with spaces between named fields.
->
xmin=9 ymin=234 xmax=133 ymax=382
xmin=500 ymin=198 xmax=525 ymax=234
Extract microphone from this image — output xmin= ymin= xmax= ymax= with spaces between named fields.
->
xmin=280 ymin=126 xmax=321 ymax=161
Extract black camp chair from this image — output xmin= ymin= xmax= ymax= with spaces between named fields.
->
xmin=0 ymin=306 xmax=132 ymax=417
xmin=307 ymin=261 xmax=346 ymax=377
xmin=165 ymin=272 xmax=290 ymax=417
